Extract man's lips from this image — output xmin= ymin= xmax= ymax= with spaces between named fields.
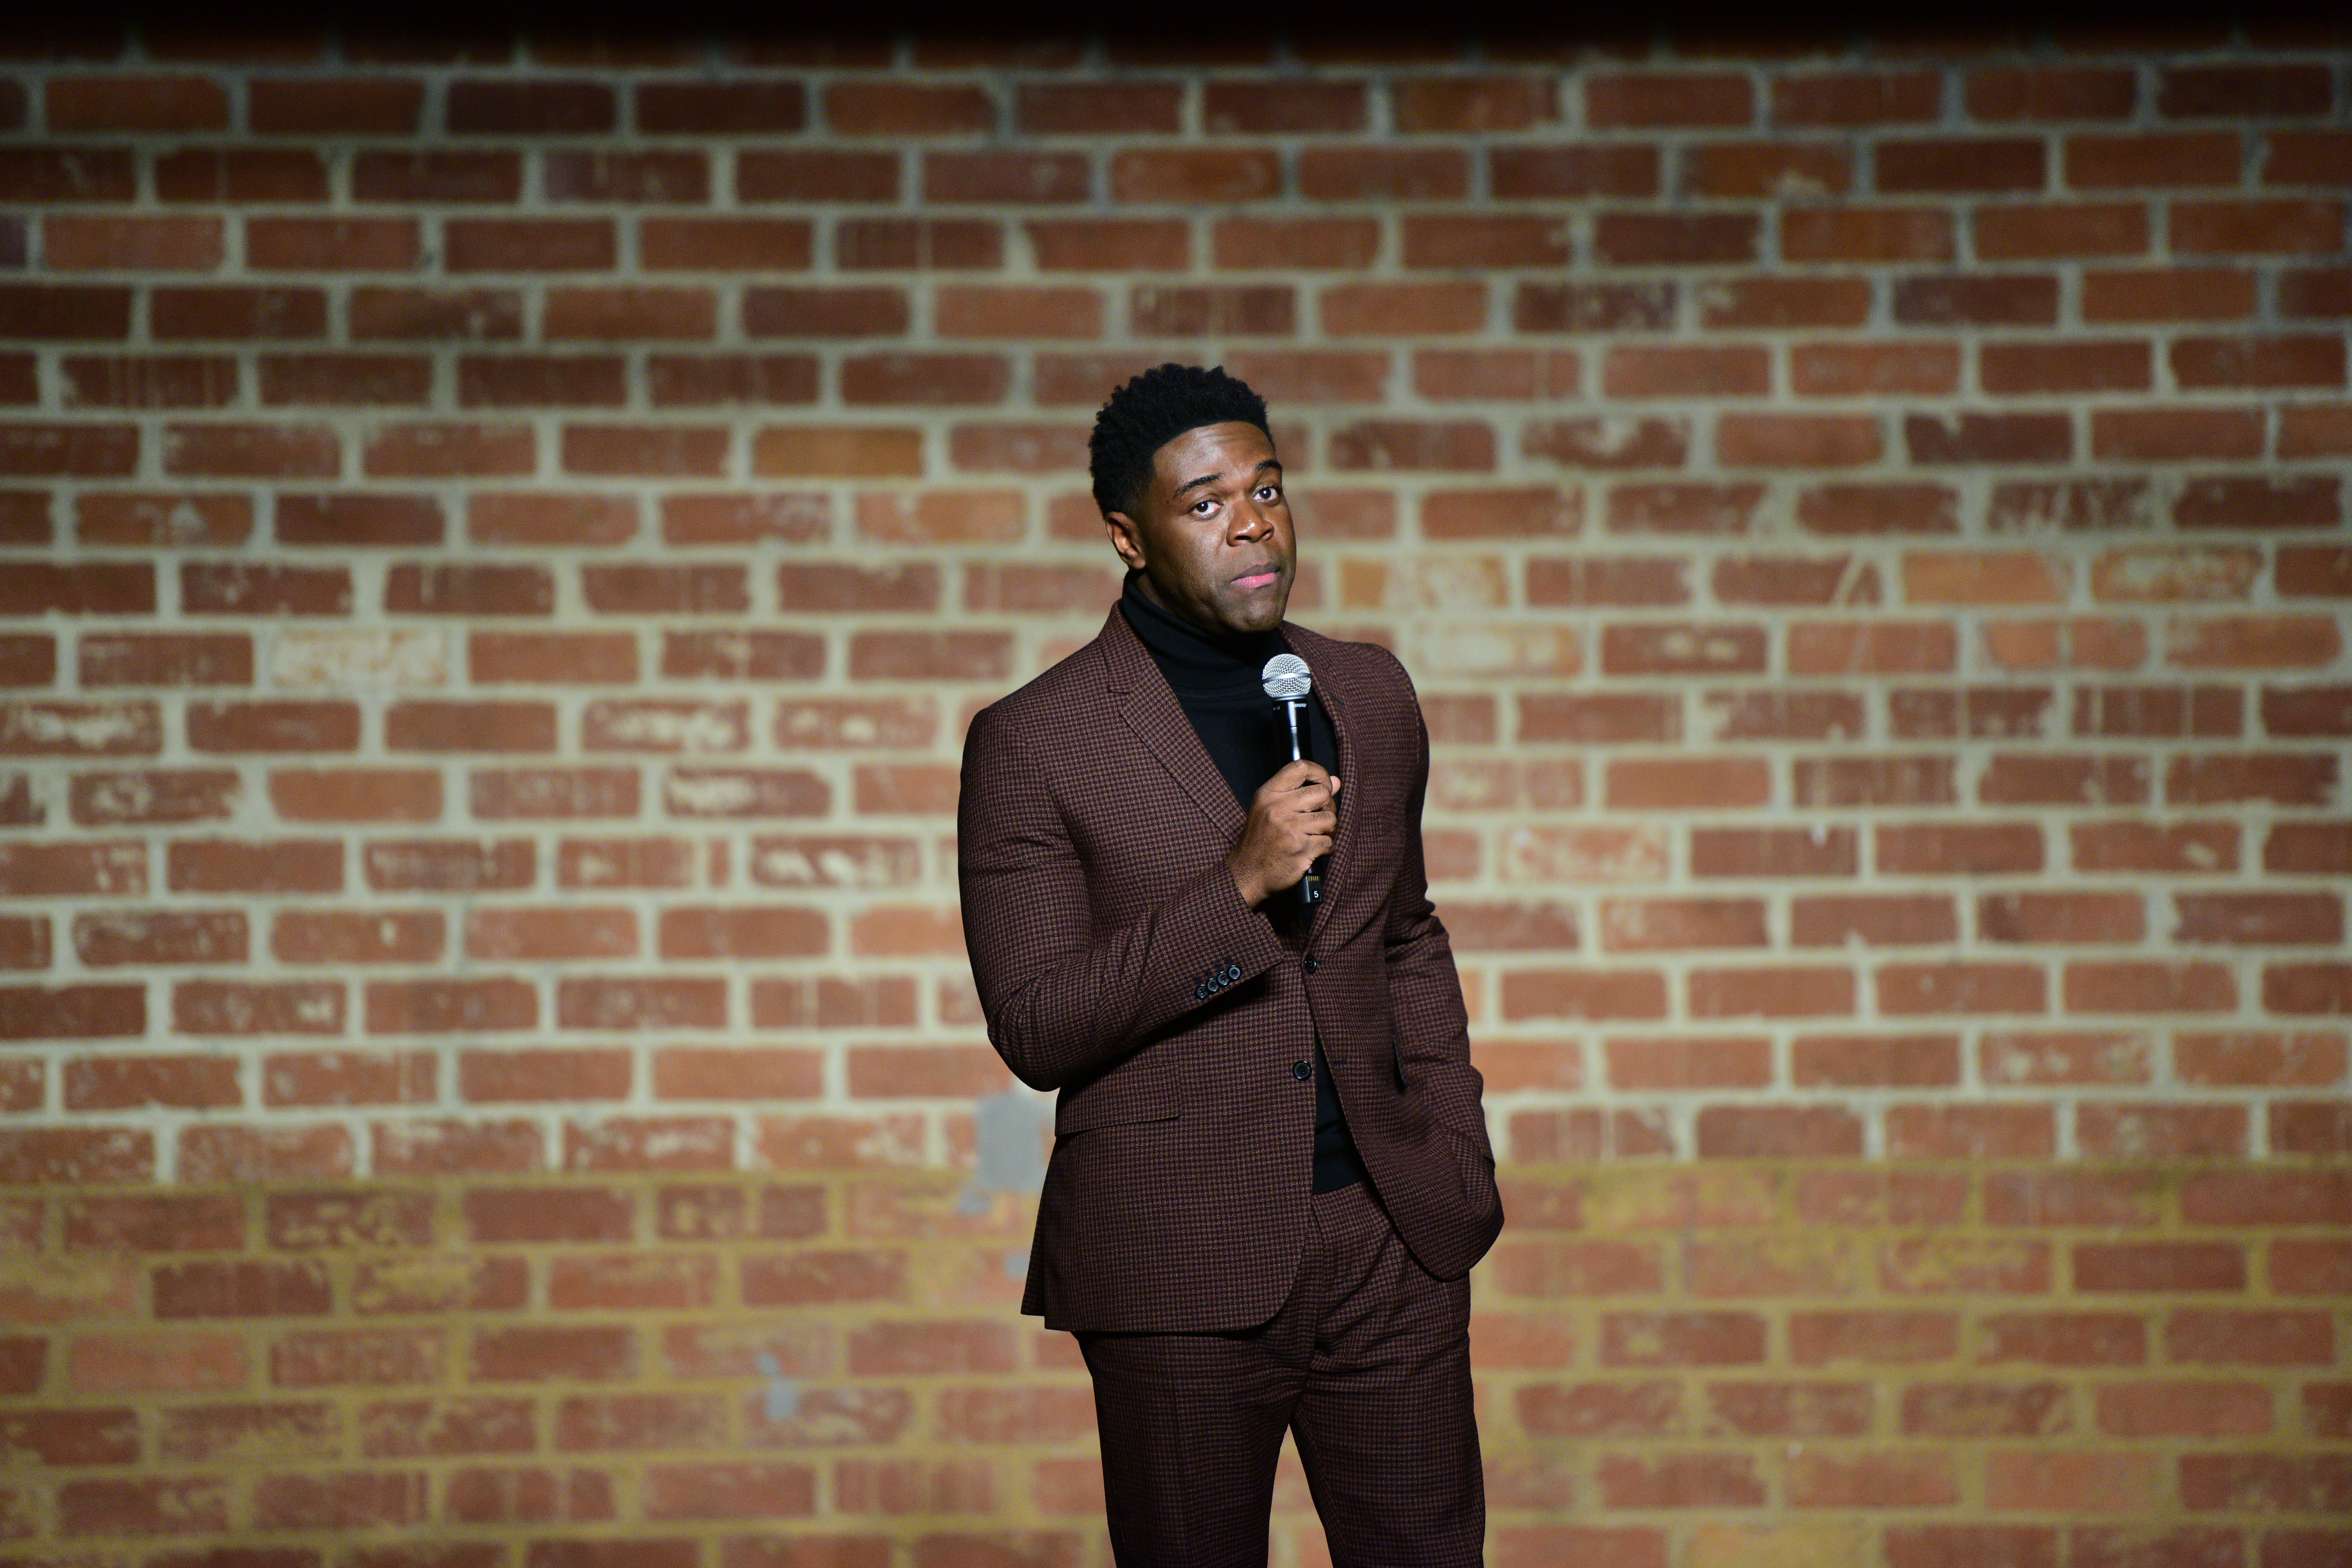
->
xmin=1232 ymin=565 xmax=1281 ymax=590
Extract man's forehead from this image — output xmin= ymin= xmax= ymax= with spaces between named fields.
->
xmin=1152 ymin=421 xmax=1280 ymax=481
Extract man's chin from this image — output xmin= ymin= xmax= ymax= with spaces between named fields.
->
xmin=1223 ymin=593 xmax=1288 ymax=635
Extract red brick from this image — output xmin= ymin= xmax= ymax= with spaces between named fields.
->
xmin=363 ymin=421 xmax=534 ymax=477
xmin=1395 ymin=73 xmax=1559 ymax=132
xmin=1490 ymin=145 xmax=1658 ymax=200
xmin=2175 ymin=891 xmax=2342 ymax=946
xmin=2174 ymin=199 xmax=2348 ymax=256
xmin=1978 ymin=1314 xmax=2147 ymax=1366
xmin=67 ymin=1329 xmax=241 ymax=1392
xmin=1297 ymin=147 xmax=1465 ymax=202
xmin=1596 ymin=1453 xmax=1765 ymax=1508
xmin=187 ymin=700 xmax=359 ymax=754
xmin=1300 ymin=286 xmax=1487 ymax=349
xmin=56 ymin=1476 xmax=230 ymax=1536
xmin=832 ymin=219 xmax=1000 ymax=275
xmin=1984 ymin=1170 xmax=2162 ymax=1228
xmin=822 ymin=81 xmax=990 ymax=135
xmin=542 ymin=288 xmax=718 ymax=343
xmin=62 ymin=1193 xmax=243 ymax=1251
xmin=1403 ymin=349 xmax=1574 ymax=404
xmin=349 ymin=286 xmax=522 ymax=341
xmin=2067 ymin=131 xmax=2242 ymax=188
xmin=179 ymin=1124 xmax=352 ymax=1182
xmin=1707 ymin=1380 xmax=1874 ymax=1436
xmin=1599 ymin=1312 xmax=1766 ymax=1367
xmin=472 ymin=1326 xmax=632 ymax=1383
xmin=360 ymin=838 xmax=534 ymax=893
xmin=2183 ymin=1170 xmax=2352 ymax=1228
xmin=1686 ymin=142 xmax=1853 ymax=200
xmin=247 ymin=217 xmax=418 ymax=272
xmin=1968 ymin=66 xmax=2139 ymax=121
xmin=1978 ymin=203 xmax=2151 ymax=260
xmin=446 ymin=78 xmax=613 ymax=133
xmin=1192 ymin=78 xmax=1362 ymax=134
xmin=1791 ymin=1311 xmax=1960 ymax=1366
xmin=1588 ymin=71 xmax=1752 ymax=127
xmin=386 ymin=702 xmax=556 ymax=754
xmin=1202 ymin=218 xmax=1376 ymax=273
xmin=46 ymin=73 xmax=228 ymax=131
xmin=1695 ymin=1106 xmax=1864 ymax=1157
xmin=2273 ymin=1241 xmax=2352 ymax=1297
xmin=370 ymin=1120 xmax=542 ymax=1178
xmin=1980 ymin=339 xmax=2153 ymax=394
xmin=2174 ymin=333 xmax=2347 ymax=390
xmin=0 ymin=283 xmax=133 ymax=341
xmin=1595 ymin=212 xmax=1758 ymax=266
xmin=353 ymin=150 xmax=520 ymax=203
xmin=2075 ymin=1240 xmax=2246 ymax=1294
xmin=154 ymin=1259 xmax=331 ymax=1319
xmin=2162 ymin=62 xmax=2333 ymax=116
xmin=732 ymin=148 xmax=896 ymax=204
xmin=263 ymin=1049 xmax=435 ymax=1107
xmin=2064 ymin=960 xmax=2238 ymax=1014
xmin=2083 ymin=265 xmax=2257 ymax=323
xmin=247 ymin=75 xmax=420 ymax=133
xmin=355 ymin=1395 xmax=535 ymax=1458
xmin=1905 ymin=411 xmax=2072 ymax=464
xmin=1881 ymin=137 xmax=2047 ymax=193
xmin=472 ymin=631 xmax=637 ymax=684
xmin=1897 ymin=273 xmax=2061 ymax=327
xmin=46 ymin=214 xmax=223 ymax=272
xmin=2167 ymin=1310 xmax=2336 ymax=1366
xmin=2269 ymin=1100 xmax=2352 ymax=1156
xmin=543 ymin=150 xmax=707 ymax=204
xmin=2268 ymin=130 xmax=2352 ymax=189
xmin=65 ymin=1053 xmax=237 ymax=1109
xmin=2176 ymin=1030 xmax=2346 ymax=1087
xmin=1783 ymin=207 xmax=1954 ymax=263
xmin=0 ymin=421 xmax=139 ymax=476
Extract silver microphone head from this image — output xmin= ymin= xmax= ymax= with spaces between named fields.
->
xmin=1261 ymin=653 xmax=1311 ymax=701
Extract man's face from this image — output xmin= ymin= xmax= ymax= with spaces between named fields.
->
xmin=1106 ymin=421 xmax=1294 ymax=638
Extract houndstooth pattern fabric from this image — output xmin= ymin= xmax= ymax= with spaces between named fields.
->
xmin=958 ymin=606 xmax=1502 ymax=1332
xmin=1078 ymin=1179 xmax=1483 ymax=1568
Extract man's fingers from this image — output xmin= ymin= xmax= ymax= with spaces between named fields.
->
xmin=1260 ymin=759 xmax=1330 ymax=795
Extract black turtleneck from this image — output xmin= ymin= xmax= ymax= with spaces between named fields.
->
xmin=1120 ymin=574 xmax=1366 ymax=1195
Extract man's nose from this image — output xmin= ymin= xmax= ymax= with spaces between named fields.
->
xmin=1228 ymin=499 xmax=1268 ymax=540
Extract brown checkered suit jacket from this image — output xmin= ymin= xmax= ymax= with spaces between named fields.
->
xmin=958 ymin=606 xmax=1502 ymax=1332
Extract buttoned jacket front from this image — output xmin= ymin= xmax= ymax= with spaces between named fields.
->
xmin=958 ymin=606 xmax=1502 ymax=1333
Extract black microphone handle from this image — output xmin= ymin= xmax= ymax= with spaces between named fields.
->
xmin=1283 ymin=698 xmax=1325 ymax=909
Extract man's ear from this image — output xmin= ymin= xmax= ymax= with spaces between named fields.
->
xmin=1103 ymin=511 xmax=1147 ymax=571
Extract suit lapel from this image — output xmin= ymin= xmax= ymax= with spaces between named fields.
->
xmin=1100 ymin=608 xmax=1247 ymax=838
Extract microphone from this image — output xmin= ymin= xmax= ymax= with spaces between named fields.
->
xmin=1260 ymin=653 xmax=1323 ymax=909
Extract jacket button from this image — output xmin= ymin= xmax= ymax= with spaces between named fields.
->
xmin=1303 ymin=955 xmax=1320 ymax=974
xmin=1193 ymin=981 xmax=1206 ymax=1000
xmin=1291 ymin=1060 xmax=1313 ymax=1082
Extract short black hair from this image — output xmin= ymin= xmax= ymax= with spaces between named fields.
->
xmin=1088 ymin=363 xmax=1272 ymax=520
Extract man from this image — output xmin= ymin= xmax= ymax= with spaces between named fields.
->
xmin=957 ymin=364 xmax=1501 ymax=1566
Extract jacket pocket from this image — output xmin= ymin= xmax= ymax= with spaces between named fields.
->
xmin=1447 ymin=1125 xmax=1500 ymax=1216
xmin=1054 ymin=1049 xmax=1180 ymax=1135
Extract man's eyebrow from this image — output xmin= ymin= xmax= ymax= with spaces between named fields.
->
xmin=1171 ymin=459 xmax=1282 ymax=501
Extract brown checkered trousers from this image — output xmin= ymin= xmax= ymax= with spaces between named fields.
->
xmin=959 ymin=607 xmax=1502 ymax=1564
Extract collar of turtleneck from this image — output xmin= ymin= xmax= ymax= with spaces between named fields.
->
xmin=1118 ymin=571 xmax=1283 ymax=700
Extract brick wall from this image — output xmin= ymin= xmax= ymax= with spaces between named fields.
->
xmin=0 ymin=21 xmax=2348 ymax=1568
